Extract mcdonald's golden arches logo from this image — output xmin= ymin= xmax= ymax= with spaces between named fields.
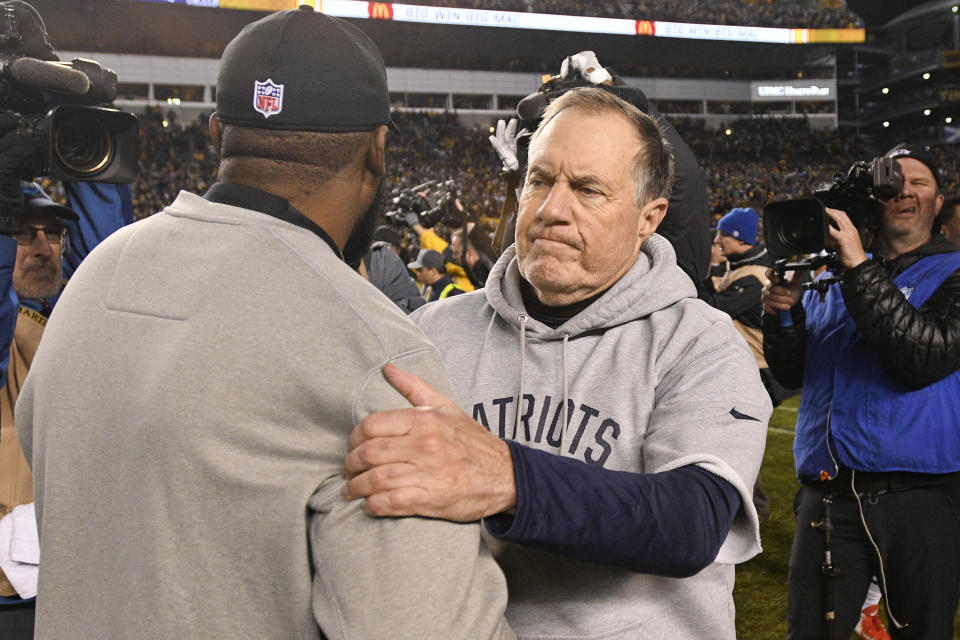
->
xmin=369 ymin=2 xmax=393 ymax=19
xmin=636 ymin=20 xmax=654 ymax=36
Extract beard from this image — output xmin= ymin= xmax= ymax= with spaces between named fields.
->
xmin=14 ymin=260 xmax=64 ymax=300
xmin=343 ymin=178 xmax=387 ymax=269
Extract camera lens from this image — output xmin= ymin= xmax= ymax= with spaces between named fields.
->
xmin=764 ymin=198 xmax=827 ymax=257
xmin=53 ymin=111 xmax=113 ymax=176
xmin=777 ymin=210 xmax=818 ymax=247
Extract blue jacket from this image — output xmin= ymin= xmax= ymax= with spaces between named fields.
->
xmin=795 ymin=251 xmax=960 ymax=480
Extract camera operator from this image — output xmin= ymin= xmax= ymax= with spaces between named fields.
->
xmin=0 ymin=179 xmax=131 ymax=638
xmin=762 ymin=144 xmax=960 ymax=639
xmin=0 ymin=3 xmax=133 ymax=635
xmin=448 ymin=223 xmax=493 ymax=288
xmin=937 ymin=193 xmax=960 ymax=248
xmin=396 ymin=198 xmax=476 ymax=292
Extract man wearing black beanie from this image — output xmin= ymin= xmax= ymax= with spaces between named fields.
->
xmin=764 ymin=143 xmax=960 ymax=639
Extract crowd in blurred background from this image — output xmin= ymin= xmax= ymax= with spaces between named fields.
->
xmin=51 ymin=109 xmax=953 ymax=238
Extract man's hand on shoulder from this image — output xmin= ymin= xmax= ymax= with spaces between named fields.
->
xmin=343 ymin=363 xmax=517 ymax=522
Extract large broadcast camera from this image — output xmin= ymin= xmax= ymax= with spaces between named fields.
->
xmin=762 ymin=156 xmax=903 ymax=296
xmin=0 ymin=1 xmax=138 ymax=184
xmin=385 ymin=179 xmax=465 ymax=229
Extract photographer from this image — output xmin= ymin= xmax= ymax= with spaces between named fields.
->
xmin=762 ymin=144 xmax=960 ymax=639
xmin=396 ymin=197 xmax=476 ymax=292
xmin=0 ymin=3 xmax=133 ymax=636
xmin=937 ymin=193 xmax=960 ymax=248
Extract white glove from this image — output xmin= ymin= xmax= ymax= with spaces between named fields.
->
xmin=488 ymin=118 xmax=519 ymax=172
xmin=559 ymin=50 xmax=612 ymax=85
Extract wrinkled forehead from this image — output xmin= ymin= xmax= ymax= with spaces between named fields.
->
xmin=527 ymin=108 xmax=641 ymax=173
xmin=897 ymin=157 xmax=937 ymax=185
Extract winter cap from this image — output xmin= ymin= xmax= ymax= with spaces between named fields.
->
xmin=884 ymin=143 xmax=940 ymax=189
xmin=407 ymin=249 xmax=445 ymax=270
xmin=717 ymin=207 xmax=759 ymax=245
xmin=373 ymin=225 xmax=402 ymax=246
xmin=216 ymin=6 xmax=397 ymax=133
xmin=21 ymin=181 xmax=77 ymax=221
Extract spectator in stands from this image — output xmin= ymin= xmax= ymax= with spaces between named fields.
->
xmin=343 ymin=87 xmax=769 ymax=639
xmin=763 ymin=143 xmax=960 ymax=639
xmin=407 ymin=248 xmax=464 ymax=301
xmin=16 ymin=9 xmax=512 ymax=639
xmin=937 ymin=193 xmax=960 ymax=248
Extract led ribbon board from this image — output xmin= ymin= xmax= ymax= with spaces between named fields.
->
xmin=132 ymin=0 xmax=866 ymax=43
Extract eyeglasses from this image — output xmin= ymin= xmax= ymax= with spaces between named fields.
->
xmin=14 ymin=225 xmax=65 ymax=246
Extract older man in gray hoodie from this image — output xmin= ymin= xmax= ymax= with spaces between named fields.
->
xmin=345 ymin=87 xmax=770 ymax=639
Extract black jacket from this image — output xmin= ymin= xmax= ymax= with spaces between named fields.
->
xmin=703 ymin=245 xmax=772 ymax=330
xmin=763 ymin=236 xmax=960 ymax=390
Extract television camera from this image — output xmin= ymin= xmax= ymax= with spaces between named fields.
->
xmin=385 ymin=179 xmax=464 ymax=230
xmin=763 ymin=156 xmax=903 ymax=297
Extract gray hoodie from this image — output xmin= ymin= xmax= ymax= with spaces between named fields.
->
xmin=412 ymin=234 xmax=770 ymax=639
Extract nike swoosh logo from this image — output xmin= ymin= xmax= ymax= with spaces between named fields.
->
xmin=730 ymin=407 xmax=760 ymax=421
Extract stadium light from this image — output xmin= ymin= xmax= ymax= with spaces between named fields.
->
xmin=162 ymin=120 xmax=169 ymax=128
xmin=953 ymin=5 xmax=959 ymax=13
xmin=166 ymin=97 xmax=181 ymax=105
xmin=923 ymin=109 xmax=932 ymax=116
xmin=724 ymin=129 xmax=732 ymax=136
xmin=947 ymin=117 xmax=954 ymax=124
xmin=882 ymin=121 xmax=890 ymax=128
xmin=922 ymin=72 xmax=931 ymax=80
xmin=881 ymin=87 xmax=889 ymax=95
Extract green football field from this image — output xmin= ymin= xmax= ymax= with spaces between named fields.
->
xmin=733 ymin=395 xmax=802 ymax=638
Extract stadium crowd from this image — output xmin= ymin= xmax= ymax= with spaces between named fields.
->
xmin=95 ymin=110 xmax=957 ymax=230
xmin=5 ymin=2 xmax=960 ymax=639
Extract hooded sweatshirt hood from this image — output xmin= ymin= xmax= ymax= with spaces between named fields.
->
xmin=485 ymin=234 xmax=696 ymax=338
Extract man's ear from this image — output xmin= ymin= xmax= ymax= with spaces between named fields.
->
xmin=209 ymin=113 xmax=223 ymax=161
xmin=365 ymin=125 xmax=388 ymax=179
xmin=637 ymin=197 xmax=669 ymax=244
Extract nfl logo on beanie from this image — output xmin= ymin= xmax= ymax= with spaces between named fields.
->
xmin=717 ymin=207 xmax=759 ymax=245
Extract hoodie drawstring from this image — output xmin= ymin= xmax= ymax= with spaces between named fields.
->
xmin=513 ymin=315 xmax=528 ymax=434
xmin=559 ymin=332 xmax=570 ymax=454
xmin=512 ymin=317 xmax=572 ymax=454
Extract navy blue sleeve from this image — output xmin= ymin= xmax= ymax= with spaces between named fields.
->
xmin=0 ymin=235 xmax=16 ymax=391
xmin=484 ymin=440 xmax=741 ymax=578
xmin=61 ymin=182 xmax=134 ymax=279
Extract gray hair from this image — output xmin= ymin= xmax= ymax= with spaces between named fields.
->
xmin=530 ymin=86 xmax=675 ymax=207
